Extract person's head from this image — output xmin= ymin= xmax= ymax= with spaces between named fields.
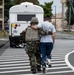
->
xmin=44 ymin=16 xmax=51 ymax=22
xmin=30 ymin=17 xmax=39 ymax=25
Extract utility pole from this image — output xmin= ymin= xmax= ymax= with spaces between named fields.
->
xmin=68 ymin=4 xmax=71 ymax=32
xmin=3 ymin=0 xmax=4 ymax=30
xmin=54 ymin=6 xmax=56 ymax=29
xmin=61 ymin=3 xmax=64 ymax=31
xmin=68 ymin=0 xmax=74 ymax=32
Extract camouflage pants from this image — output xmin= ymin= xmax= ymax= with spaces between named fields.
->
xmin=25 ymin=42 xmax=41 ymax=70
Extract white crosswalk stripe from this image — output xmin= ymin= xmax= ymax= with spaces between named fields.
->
xmin=0 ymin=47 xmax=74 ymax=75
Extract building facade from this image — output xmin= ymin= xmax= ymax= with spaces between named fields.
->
xmin=52 ymin=13 xmax=67 ymax=31
xmin=0 ymin=0 xmax=4 ymax=31
xmin=51 ymin=0 xmax=67 ymax=31
xmin=52 ymin=13 xmax=62 ymax=31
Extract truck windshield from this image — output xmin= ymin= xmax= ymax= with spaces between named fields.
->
xmin=17 ymin=14 xmax=35 ymax=21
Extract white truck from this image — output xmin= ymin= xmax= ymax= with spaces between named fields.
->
xmin=9 ymin=2 xmax=44 ymax=47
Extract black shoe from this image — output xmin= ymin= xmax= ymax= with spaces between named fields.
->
xmin=48 ymin=64 xmax=52 ymax=68
xmin=37 ymin=65 xmax=41 ymax=72
xmin=32 ymin=69 xmax=37 ymax=74
xmin=42 ymin=66 xmax=46 ymax=74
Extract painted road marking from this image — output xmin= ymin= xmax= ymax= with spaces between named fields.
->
xmin=65 ymin=50 xmax=74 ymax=71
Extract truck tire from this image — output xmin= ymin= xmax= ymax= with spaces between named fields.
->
xmin=10 ymin=41 xmax=14 ymax=48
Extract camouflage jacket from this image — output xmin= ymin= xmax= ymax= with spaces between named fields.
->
xmin=20 ymin=28 xmax=52 ymax=43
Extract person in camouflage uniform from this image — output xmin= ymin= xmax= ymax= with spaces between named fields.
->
xmin=20 ymin=17 xmax=52 ymax=74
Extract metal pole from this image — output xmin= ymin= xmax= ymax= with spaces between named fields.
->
xmin=62 ymin=3 xmax=64 ymax=31
xmin=3 ymin=0 xmax=4 ymax=30
xmin=70 ymin=1 xmax=74 ymax=14
xmin=68 ymin=3 xmax=71 ymax=32
xmin=54 ymin=6 xmax=56 ymax=29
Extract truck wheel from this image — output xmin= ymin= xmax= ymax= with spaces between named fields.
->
xmin=10 ymin=41 xmax=13 ymax=48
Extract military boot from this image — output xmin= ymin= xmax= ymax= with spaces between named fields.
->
xmin=31 ymin=69 xmax=37 ymax=74
xmin=37 ymin=64 xmax=41 ymax=72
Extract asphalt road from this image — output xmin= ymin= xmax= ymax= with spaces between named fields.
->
xmin=0 ymin=39 xmax=9 ymax=56
xmin=68 ymin=52 xmax=74 ymax=70
xmin=69 ymin=52 xmax=74 ymax=67
xmin=0 ymin=39 xmax=74 ymax=75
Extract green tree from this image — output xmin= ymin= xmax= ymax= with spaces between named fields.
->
xmin=13 ymin=0 xmax=39 ymax=5
xmin=66 ymin=0 xmax=74 ymax=25
xmin=4 ymin=0 xmax=14 ymax=21
xmin=40 ymin=1 xmax=53 ymax=18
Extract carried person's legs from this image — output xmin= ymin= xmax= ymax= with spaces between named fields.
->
xmin=40 ymin=43 xmax=47 ymax=73
xmin=46 ymin=43 xmax=53 ymax=67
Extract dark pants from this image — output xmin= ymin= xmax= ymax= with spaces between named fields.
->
xmin=40 ymin=42 xmax=53 ymax=66
xmin=25 ymin=42 xmax=41 ymax=70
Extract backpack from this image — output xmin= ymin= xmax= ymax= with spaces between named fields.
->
xmin=25 ymin=26 xmax=39 ymax=41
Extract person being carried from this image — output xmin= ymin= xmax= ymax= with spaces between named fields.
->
xmin=31 ymin=16 xmax=56 ymax=73
xmin=20 ymin=17 xmax=53 ymax=74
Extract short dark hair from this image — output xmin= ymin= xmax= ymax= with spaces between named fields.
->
xmin=44 ymin=16 xmax=51 ymax=22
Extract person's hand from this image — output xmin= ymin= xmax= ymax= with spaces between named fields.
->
xmin=28 ymin=25 xmax=31 ymax=27
xmin=48 ymin=31 xmax=53 ymax=35
xmin=30 ymin=25 xmax=34 ymax=28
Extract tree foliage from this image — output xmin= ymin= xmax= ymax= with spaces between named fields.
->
xmin=66 ymin=0 xmax=74 ymax=25
xmin=40 ymin=1 xmax=53 ymax=18
xmin=4 ymin=0 xmax=14 ymax=19
xmin=13 ymin=0 xmax=39 ymax=5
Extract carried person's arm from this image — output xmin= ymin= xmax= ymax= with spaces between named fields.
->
xmin=52 ymin=32 xmax=56 ymax=45
xmin=31 ymin=25 xmax=53 ymax=35
xmin=51 ymin=24 xmax=56 ymax=45
xmin=39 ymin=28 xmax=53 ymax=36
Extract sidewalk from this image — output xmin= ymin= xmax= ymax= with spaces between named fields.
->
xmin=0 ymin=38 xmax=9 ymax=41
xmin=56 ymin=32 xmax=74 ymax=39
xmin=0 ymin=38 xmax=9 ymax=48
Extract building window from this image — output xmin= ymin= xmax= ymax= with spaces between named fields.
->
xmin=0 ymin=8 xmax=2 ymax=18
xmin=17 ymin=14 xmax=35 ymax=21
xmin=0 ymin=21 xmax=2 ymax=30
xmin=0 ymin=0 xmax=3 ymax=5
